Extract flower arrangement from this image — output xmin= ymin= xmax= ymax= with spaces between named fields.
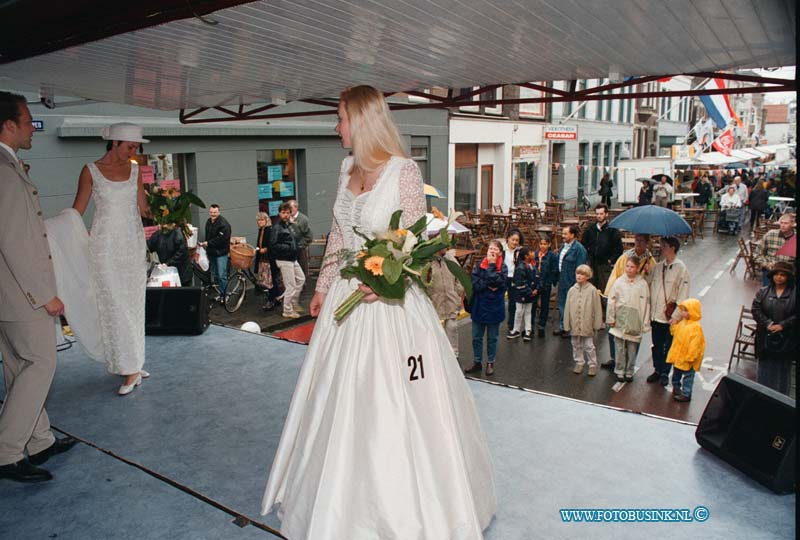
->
xmin=145 ymin=184 xmax=206 ymax=238
xmin=333 ymin=207 xmax=472 ymax=322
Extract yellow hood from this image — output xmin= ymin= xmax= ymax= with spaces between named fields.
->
xmin=679 ymin=298 xmax=702 ymax=322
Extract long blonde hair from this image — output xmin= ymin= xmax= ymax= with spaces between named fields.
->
xmin=340 ymin=85 xmax=407 ymax=172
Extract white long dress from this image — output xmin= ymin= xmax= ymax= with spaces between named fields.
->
xmin=87 ymin=162 xmax=147 ymax=375
xmin=262 ymin=156 xmax=496 ymax=540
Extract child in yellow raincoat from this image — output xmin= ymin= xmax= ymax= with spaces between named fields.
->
xmin=667 ymin=298 xmax=706 ymax=402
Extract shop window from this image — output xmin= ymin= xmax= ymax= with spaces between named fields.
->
xmin=591 ymin=143 xmax=600 ymax=190
xmin=134 ymin=153 xmax=190 ymax=192
xmin=256 ymin=149 xmax=297 ymax=219
xmin=410 ymin=137 xmax=429 ymax=182
xmin=513 ymin=161 xmax=538 ymax=205
xmin=578 ymin=143 xmax=588 ymax=188
xmin=454 ymin=144 xmax=478 ymax=212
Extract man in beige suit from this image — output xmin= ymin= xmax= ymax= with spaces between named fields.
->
xmin=0 ymin=91 xmax=77 ymax=483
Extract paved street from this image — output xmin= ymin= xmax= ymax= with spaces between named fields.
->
xmin=210 ymin=221 xmax=790 ymax=425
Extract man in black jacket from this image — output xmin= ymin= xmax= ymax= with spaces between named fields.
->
xmin=270 ymin=202 xmax=306 ymax=318
xmin=581 ymin=204 xmax=623 ymax=291
xmin=200 ymin=204 xmax=232 ymax=294
xmin=147 ymin=225 xmax=191 ymax=286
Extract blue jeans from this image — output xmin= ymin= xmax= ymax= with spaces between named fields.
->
xmin=533 ymin=285 xmax=551 ymax=329
xmin=671 ymin=367 xmax=695 ymax=398
xmin=651 ymin=321 xmax=673 ymax=378
xmin=472 ymin=322 xmax=500 ymax=364
xmin=210 ymin=255 xmax=229 ymax=293
xmin=557 ymin=283 xmax=570 ymax=330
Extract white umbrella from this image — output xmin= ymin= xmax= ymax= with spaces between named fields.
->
xmin=426 ymin=213 xmax=469 ymax=235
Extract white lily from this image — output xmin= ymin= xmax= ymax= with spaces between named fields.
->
xmin=402 ymin=230 xmax=418 ymax=254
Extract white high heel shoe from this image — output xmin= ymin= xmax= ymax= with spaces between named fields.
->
xmin=118 ymin=374 xmax=142 ymax=396
xmin=140 ymin=370 xmax=150 ymax=379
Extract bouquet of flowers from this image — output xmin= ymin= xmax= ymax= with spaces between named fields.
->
xmin=145 ymin=184 xmax=206 ymax=238
xmin=333 ymin=207 xmax=472 ymax=322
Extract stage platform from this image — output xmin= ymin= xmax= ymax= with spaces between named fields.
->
xmin=1 ymin=325 xmax=794 ymax=540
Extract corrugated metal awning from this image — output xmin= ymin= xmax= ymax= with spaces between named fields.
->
xmin=0 ymin=0 xmax=795 ymax=111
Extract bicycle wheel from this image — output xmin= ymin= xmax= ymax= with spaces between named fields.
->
xmin=224 ymin=273 xmax=247 ymax=313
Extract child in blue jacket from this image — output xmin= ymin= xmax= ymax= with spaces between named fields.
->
xmin=507 ymin=247 xmax=540 ymax=342
xmin=464 ymin=240 xmax=507 ymax=376
xmin=532 ymin=235 xmax=559 ymax=338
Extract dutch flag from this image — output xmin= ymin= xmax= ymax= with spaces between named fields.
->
xmin=699 ymin=78 xmax=743 ymax=129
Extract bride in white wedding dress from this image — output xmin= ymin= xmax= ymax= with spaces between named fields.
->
xmin=261 ymin=86 xmax=496 ymax=539
xmin=72 ymin=123 xmax=150 ymax=396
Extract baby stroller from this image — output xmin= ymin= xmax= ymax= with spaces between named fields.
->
xmin=718 ymin=206 xmax=742 ymax=235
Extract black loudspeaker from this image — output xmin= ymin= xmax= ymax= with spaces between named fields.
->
xmin=695 ymin=373 xmax=795 ymax=494
xmin=145 ymin=287 xmax=210 ymax=335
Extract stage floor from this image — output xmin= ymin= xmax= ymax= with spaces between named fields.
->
xmin=1 ymin=325 xmax=794 ymax=540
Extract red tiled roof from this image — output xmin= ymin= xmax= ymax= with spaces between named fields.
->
xmin=764 ymin=104 xmax=789 ymax=124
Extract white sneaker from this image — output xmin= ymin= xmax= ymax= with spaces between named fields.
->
xmin=118 ymin=374 xmax=142 ymax=396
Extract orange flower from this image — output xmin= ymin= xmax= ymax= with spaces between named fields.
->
xmin=364 ymin=256 xmax=385 ymax=276
xmin=356 ymin=251 xmax=367 ymax=259
xmin=431 ymin=206 xmax=445 ymax=220
xmin=395 ymin=228 xmax=408 ymax=237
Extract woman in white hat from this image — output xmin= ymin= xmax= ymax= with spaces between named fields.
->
xmin=72 ymin=123 xmax=151 ymax=395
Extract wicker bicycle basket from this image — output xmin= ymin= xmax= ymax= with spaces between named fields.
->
xmin=229 ymin=243 xmax=256 ymax=270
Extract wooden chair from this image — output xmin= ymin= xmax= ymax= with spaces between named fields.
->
xmin=728 ymin=306 xmax=758 ymax=370
xmin=493 ymin=204 xmax=504 ymax=213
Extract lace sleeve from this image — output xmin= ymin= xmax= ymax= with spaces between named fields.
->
xmin=315 ymin=217 xmax=343 ymax=294
xmin=398 ymin=159 xmax=426 ymax=229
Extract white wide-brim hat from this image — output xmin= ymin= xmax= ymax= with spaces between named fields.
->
xmin=101 ymin=122 xmax=150 ymax=143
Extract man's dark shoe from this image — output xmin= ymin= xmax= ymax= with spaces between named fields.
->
xmin=660 ymin=375 xmax=670 ymax=387
xmin=560 ymin=332 xmax=571 ymax=339
xmin=646 ymin=372 xmax=661 ymax=384
xmin=600 ymin=359 xmax=615 ymax=370
xmin=29 ymin=437 xmax=79 ymax=466
xmin=464 ymin=362 xmax=482 ymax=375
xmin=552 ymin=329 xmax=564 ymax=336
xmin=537 ymin=328 xmax=545 ymax=338
xmin=0 ymin=459 xmax=52 ymax=483
xmin=673 ymin=393 xmax=691 ymax=402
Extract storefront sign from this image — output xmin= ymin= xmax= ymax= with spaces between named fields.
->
xmin=32 ymin=120 xmax=44 ymax=131
xmin=544 ymin=125 xmax=577 ymax=140
xmin=141 ymin=166 xmax=155 ymax=184
xmin=512 ymin=145 xmax=544 ymax=162
xmin=267 ymin=165 xmax=283 ymax=181
xmin=258 ymin=183 xmax=272 ymax=199
xmin=671 ymin=145 xmax=695 ymax=160
xmin=280 ymin=181 xmax=295 ymax=197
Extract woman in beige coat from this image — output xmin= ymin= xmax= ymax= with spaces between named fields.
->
xmin=428 ymin=249 xmax=465 ymax=359
xmin=564 ymin=265 xmax=605 ymax=376
xmin=607 ymin=256 xmax=651 ymax=383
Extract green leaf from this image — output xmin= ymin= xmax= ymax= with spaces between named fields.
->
xmin=445 ymin=258 xmax=473 ymax=301
xmin=382 ymin=258 xmax=403 ymax=284
xmin=369 ymin=242 xmax=391 ymax=258
xmin=407 ymin=214 xmax=428 ymax=236
xmin=389 ymin=209 xmax=403 ymax=230
xmin=183 ymin=191 xmax=206 ymax=208
xmin=412 ymin=241 xmax=448 ymax=261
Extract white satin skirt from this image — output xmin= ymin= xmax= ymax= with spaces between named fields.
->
xmin=262 ymin=277 xmax=496 ymax=540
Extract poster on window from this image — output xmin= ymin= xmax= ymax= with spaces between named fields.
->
xmin=268 ymin=200 xmax=282 ymax=216
xmin=268 ymin=165 xmax=283 ymax=181
xmin=279 ymin=181 xmax=295 ymax=197
xmin=141 ymin=166 xmax=155 ymax=184
xmin=258 ymin=184 xmax=272 ymax=199
xmin=160 ymin=179 xmax=180 ymax=192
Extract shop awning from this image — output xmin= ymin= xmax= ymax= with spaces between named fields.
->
xmin=0 ymin=0 xmax=795 ymax=113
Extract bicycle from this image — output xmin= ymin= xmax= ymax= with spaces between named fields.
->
xmin=191 ymin=261 xmax=227 ymax=307
xmin=577 ymin=188 xmax=592 ymax=212
xmin=223 ymin=265 xmax=271 ymax=313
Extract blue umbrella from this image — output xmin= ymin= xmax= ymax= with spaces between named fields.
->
xmin=609 ymin=205 xmax=692 ymax=236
